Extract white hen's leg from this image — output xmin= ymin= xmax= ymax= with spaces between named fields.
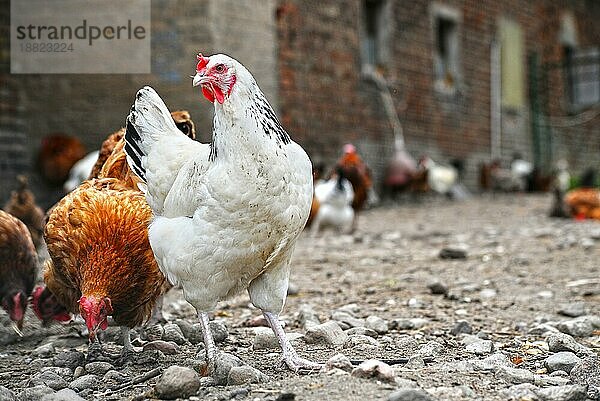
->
xmin=199 ymin=312 xmax=217 ymax=368
xmin=263 ymin=312 xmax=322 ymax=372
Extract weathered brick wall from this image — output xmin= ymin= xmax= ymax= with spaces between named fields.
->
xmin=277 ymin=0 xmax=600 ymax=190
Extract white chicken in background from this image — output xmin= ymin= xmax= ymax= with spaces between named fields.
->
xmin=63 ymin=150 xmax=99 ymax=192
xmin=124 ymin=53 xmax=318 ymax=372
xmin=311 ymin=167 xmax=354 ymax=235
xmin=419 ymin=156 xmax=458 ymax=195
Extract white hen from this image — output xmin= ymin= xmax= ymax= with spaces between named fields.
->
xmin=312 ymin=171 xmax=354 ymax=235
xmin=63 ymin=150 xmax=100 ymax=192
xmin=124 ymin=53 xmax=316 ymax=372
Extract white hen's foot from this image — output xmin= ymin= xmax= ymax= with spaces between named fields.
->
xmin=263 ymin=311 xmax=322 ymax=373
xmin=199 ymin=312 xmax=217 ymax=372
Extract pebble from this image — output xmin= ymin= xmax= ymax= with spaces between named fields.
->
xmin=556 ymin=315 xmax=600 ymax=337
xmin=570 ymin=357 xmax=600 ymax=400
xmin=405 ymin=356 xmax=426 ymax=369
xmin=162 ymin=323 xmax=188 ymax=345
xmin=558 ymin=303 xmax=587 ymax=318
xmin=534 ymin=375 xmax=571 ymax=387
xmin=40 ymin=367 xmax=72 ymax=378
xmin=407 ymin=298 xmax=424 ymax=308
xmin=465 ymin=340 xmax=494 ymax=355
xmin=500 ymin=383 xmax=539 ymax=401
xmin=142 ymin=323 xmax=165 ymax=342
xmin=29 ymin=370 xmax=68 ymax=390
xmin=547 ymin=333 xmax=595 ymax=357
xmin=536 ymin=385 xmax=588 ymax=401
xmin=72 ymin=367 xmax=85 ymax=380
xmin=213 ymin=353 xmax=244 ymax=386
xmin=275 ymin=393 xmax=296 ymax=401
xmin=439 ymin=247 xmax=467 ymax=259
xmin=0 ymin=386 xmax=16 ymax=401
xmin=304 ymin=321 xmax=348 ymax=346
xmin=347 ymin=334 xmax=381 ymax=348
xmin=529 ymin=323 xmax=561 ymax=336
xmin=396 ymin=336 xmax=419 ymax=355
xmin=18 ymin=385 xmax=55 ymax=401
xmin=346 ymin=327 xmax=378 ymax=337
xmin=392 ymin=318 xmax=429 ymax=330
xmin=252 ymin=328 xmax=302 ymax=350
xmin=450 ymin=320 xmax=472 ymax=336
xmin=143 ymin=340 xmax=180 ymax=355
xmin=473 ymin=352 xmax=512 ymax=371
xmin=351 ymin=359 xmax=395 ymax=383
xmin=427 ymin=281 xmax=448 ymax=295
xmin=298 ymin=304 xmax=320 ymax=329
xmin=330 ymin=311 xmax=365 ymax=329
xmin=154 ymin=365 xmax=200 ymax=400
xmin=174 ymin=320 xmax=201 ymax=344
xmin=32 ymin=343 xmax=55 ymax=358
xmin=325 ymin=353 xmax=353 ymax=372
xmin=387 ymin=388 xmax=433 ymax=401
xmin=227 ymin=365 xmax=267 ymax=385
xmin=210 ymin=321 xmax=229 ymax=343
xmin=495 ymin=366 xmax=535 ymax=384
xmin=68 ymin=374 xmax=98 ymax=392
xmin=417 ymin=340 xmax=444 ymax=357
xmin=365 ymin=316 xmax=389 ymax=334
xmin=53 ymin=351 xmax=85 ymax=370
xmin=84 ymin=361 xmax=113 ymax=376
xmin=544 ymin=352 xmax=581 ymax=373
xmin=29 ymin=358 xmax=54 ymax=370
xmin=40 ymin=388 xmax=86 ymax=401
xmin=103 ymin=370 xmax=129 ymax=383
xmin=479 ymin=288 xmax=497 ymax=298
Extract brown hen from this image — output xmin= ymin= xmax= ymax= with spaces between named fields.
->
xmin=3 ymin=175 xmax=45 ymax=250
xmin=37 ymin=134 xmax=87 ymax=184
xmin=0 ymin=210 xmax=38 ymax=335
xmin=44 ymin=178 xmax=167 ymax=356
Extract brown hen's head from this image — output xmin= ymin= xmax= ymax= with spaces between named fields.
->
xmin=31 ymin=286 xmax=71 ymax=326
xmin=79 ymin=295 xmax=112 ymax=341
xmin=1 ymin=291 xmax=27 ymax=331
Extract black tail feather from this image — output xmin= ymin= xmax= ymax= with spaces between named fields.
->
xmin=124 ymin=118 xmax=146 ymax=182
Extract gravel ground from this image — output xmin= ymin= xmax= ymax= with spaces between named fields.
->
xmin=0 ymin=193 xmax=599 ymax=401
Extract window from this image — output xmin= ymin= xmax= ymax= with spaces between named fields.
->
xmin=499 ymin=18 xmax=525 ymax=109
xmin=431 ymin=4 xmax=461 ymax=93
xmin=566 ymin=47 xmax=600 ymax=108
xmin=361 ymin=0 xmax=390 ymax=70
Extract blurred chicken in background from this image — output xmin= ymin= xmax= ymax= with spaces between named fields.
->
xmin=335 ymin=144 xmax=374 ymax=229
xmin=3 ymin=175 xmax=45 ymax=251
xmin=564 ymin=169 xmax=600 ymax=221
xmin=37 ymin=134 xmax=87 ymax=184
xmin=417 ymin=156 xmax=458 ymax=196
xmin=383 ymin=137 xmax=417 ymax=199
xmin=63 ymin=150 xmax=100 ymax=192
xmin=311 ymin=167 xmax=354 ymax=235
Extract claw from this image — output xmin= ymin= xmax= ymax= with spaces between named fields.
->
xmin=11 ymin=322 xmax=23 ymax=337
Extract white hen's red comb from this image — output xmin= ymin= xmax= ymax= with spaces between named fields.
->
xmin=196 ymin=53 xmax=209 ymax=72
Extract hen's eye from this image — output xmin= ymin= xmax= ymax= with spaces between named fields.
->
xmin=215 ymin=64 xmax=224 ymax=73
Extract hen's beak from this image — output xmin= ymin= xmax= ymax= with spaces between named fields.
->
xmin=192 ymin=73 xmax=202 ymax=87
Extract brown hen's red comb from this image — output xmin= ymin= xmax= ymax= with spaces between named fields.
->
xmin=196 ymin=53 xmax=209 ymax=72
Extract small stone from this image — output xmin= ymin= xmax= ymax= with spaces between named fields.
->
xmin=450 ymin=320 xmax=472 ymax=336
xmin=32 ymin=343 xmax=55 ymax=358
xmin=405 ymin=356 xmax=425 ymax=369
xmin=544 ymin=352 xmax=582 ymax=373
xmin=346 ymin=327 xmax=378 ymax=337
xmin=40 ymin=388 xmax=86 ymax=401
xmin=142 ymin=323 xmax=164 ymax=341
xmin=0 ymin=386 xmax=16 ymax=401
xmin=547 ymin=333 xmax=595 ymax=357
xmin=331 ymin=311 xmax=365 ymax=329
xmin=325 ymin=353 xmax=353 ymax=372
xmin=407 ymin=298 xmax=423 ymax=308
xmin=534 ymin=375 xmax=571 ymax=387
xmin=227 ymin=366 xmax=267 ymax=385
xmin=53 ymin=351 xmax=85 ymax=370
xmin=365 ymin=316 xmax=388 ymax=334
xmin=305 ymin=321 xmax=348 ymax=346
xmin=143 ymin=340 xmax=179 ymax=355
xmin=162 ymin=323 xmax=187 ymax=345
xmin=427 ymin=281 xmax=448 ymax=295
xmin=29 ymin=358 xmax=54 ymax=370
xmin=417 ymin=340 xmax=444 ymax=357
xmin=18 ymin=386 xmax=55 ymax=401
xmin=213 ymin=353 xmax=244 ymax=386
xmin=529 ymin=323 xmax=560 ymax=336
xmin=209 ymin=321 xmax=229 ymax=343
xmin=396 ymin=336 xmax=419 ymax=354
xmin=40 ymin=367 xmax=72 ymax=378
xmin=555 ymin=315 xmax=600 ymax=337
xmin=243 ymin=315 xmax=269 ymax=327
xmin=465 ymin=340 xmax=494 ymax=355
xmin=500 ymin=383 xmax=539 ymax=401
xmin=409 ymin=318 xmax=430 ymax=329
xmin=69 ymin=375 xmax=98 ymax=392
xmin=439 ymin=247 xmax=467 ymax=259
xmin=347 ymin=334 xmax=380 ymax=348
xmin=103 ymin=370 xmax=129 ymax=383
xmin=473 ymin=352 xmax=513 ymax=371
xmin=495 ymin=366 xmax=535 ymax=384
xmin=30 ymin=370 xmax=68 ymax=390
xmin=275 ymin=393 xmax=296 ymax=401
xmin=570 ymin=357 xmax=600 ymax=400
xmin=72 ymin=367 xmax=85 ymax=380
xmin=558 ymin=303 xmax=587 ymax=318
xmin=535 ymin=385 xmax=588 ymax=401
xmin=351 ymin=359 xmax=395 ymax=383
xmin=174 ymin=320 xmax=202 ymax=344
xmin=154 ymin=365 xmax=200 ymax=400
xmin=387 ymin=388 xmax=434 ymax=401
xmin=84 ymin=361 xmax=113 ymax=375
xmin=298 ymin=304 xmax=320 ymax=329
xmin=252 ymin=328 xmax=302 ymax=350
xmin=479 ymin=288 xmax=497 ymax=298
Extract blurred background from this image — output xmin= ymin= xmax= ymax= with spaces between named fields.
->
xmin=0 ymin=0 xmax=599 ymax=209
